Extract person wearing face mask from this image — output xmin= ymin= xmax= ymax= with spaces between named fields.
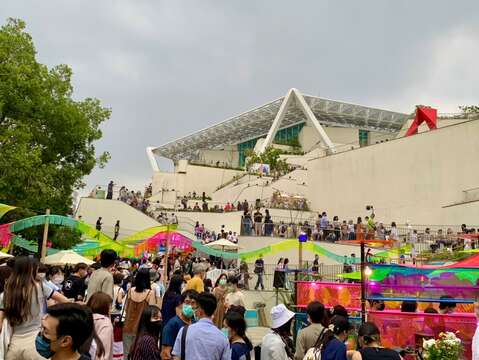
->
xmin=47 ymin=266 xmax=65 ymax=293
xmin=160 ymin=290 xmax=198 ymax=359
xmin=35 ymin=303 xmax=94 ymax=360
xmin=212 ymin=274 xmax=228 ymax=329
xmin=351 ymin=322 xmax=400 ymax=360
xmin=306 ymin=316 xmax=350 ymax=360
xmin=128 ymin=305 xmax=162 ymax=360
xmin=0 ymin=256 xmax=70 ymax=360
xmin=172 ymin=292 xmax=231 ymax=360
xmin=224 ymin=311 xmax=253 ymax=360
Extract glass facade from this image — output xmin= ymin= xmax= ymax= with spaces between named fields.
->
xmin=359 ymin=129 xmax=369 ymax=147
xmin=238 ymin=138 xmax=258 ymax=167
xmin=237 ymin=123 xmax=305 ymax=167
xmin=274 ymin=123 xmax=304 ymax=144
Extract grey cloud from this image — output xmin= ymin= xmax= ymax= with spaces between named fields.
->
xmin=1 ymin=0 xmax=478 ymax=193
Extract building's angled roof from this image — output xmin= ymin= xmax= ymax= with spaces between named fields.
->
xmin=152 ymin=91 xmax=410 ymax=161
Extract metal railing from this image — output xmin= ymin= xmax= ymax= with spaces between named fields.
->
xmin=243 ymin=263 xmax=346 ymax=291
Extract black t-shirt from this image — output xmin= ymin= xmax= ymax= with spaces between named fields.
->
xmin=62 ymin=274 xmax=86 ymax=300
xmin=254 ymin=212 xmax=263 ymax=223
xmin=359 ymin=347 xmax=401 ymax=360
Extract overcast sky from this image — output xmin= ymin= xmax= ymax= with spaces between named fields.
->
xmin=2 ymin=1 xmax=479 ymax=194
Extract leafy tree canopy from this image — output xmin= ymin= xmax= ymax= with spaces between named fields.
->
xmin=245 ymin=147 xmax=289 ymax=176
xmin=0 ymin=18 xmax=111 ymax=215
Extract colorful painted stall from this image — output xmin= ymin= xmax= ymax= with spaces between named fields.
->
xmin=369 ymin=311 xmax=476 ymax=359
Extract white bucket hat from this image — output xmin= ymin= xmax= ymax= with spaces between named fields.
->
xmin=271 ymin=304 xmax=295 ymax=329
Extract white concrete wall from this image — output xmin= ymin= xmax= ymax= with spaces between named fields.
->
xmin=176 ymin=211 xmax=243 ymax=234
xmin=299 ymin=125 xmax=361 ymax=152
xmin=182 ymin=164 xmax=244 ymax=196
xmin=75 ymin=198 xmax=159 ymax=237
xmin=396 ymin=117 xmax=470 ymax=138
xmin=151 ymin=164 xmax=244 ymax=202
xmin=308 ymin=119 xmax=479 ymax=225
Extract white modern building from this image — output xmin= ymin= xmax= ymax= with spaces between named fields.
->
xmin=146 ymin=88 xmax=479 ymax=225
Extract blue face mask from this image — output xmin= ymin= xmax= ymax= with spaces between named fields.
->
xmin=221 ymin=327 xmax=229 ymax=338
xmin=182 ymin=304 xmax=194 ymax=318
xmin=35 ymin=333 xmax=54 ymax=358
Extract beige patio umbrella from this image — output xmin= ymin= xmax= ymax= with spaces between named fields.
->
xmin=0 ymin=251 xmax=13 ymax=259
xmin=204 ymin=239 xmax=242 ymax=251
xmin=43 ymin=250 xmax=94 ymax=266
xmin=205 ymin=239 xmax=242 ymax=269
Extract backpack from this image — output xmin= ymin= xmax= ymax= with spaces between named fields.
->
xmin=303 ymin=347 xmax=322 ymax=360
xmin=303 ymin=328 xmax=326 ymax=360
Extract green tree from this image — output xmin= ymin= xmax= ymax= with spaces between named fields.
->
xmin=245 ymin=147 xmax=290 ymax=178
xmin=0 ymin=18 xmax=110 ymax=215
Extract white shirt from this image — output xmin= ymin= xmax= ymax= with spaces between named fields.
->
xmin=390 ymin=227 xmax=399 ymax=241
xmin=225 ymin=290 xmax=246 ymax=308
xmin=410 ymin=233 xmax=418 ymax=243
xmin=473 ymin=323 xmax=479 ymax=360
xmin=261 ymin=331 xmax=289 ymax=360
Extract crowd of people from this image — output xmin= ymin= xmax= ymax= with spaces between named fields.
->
xmin=0 ymin=249 xmax=252 ymax=360
xmin=117 ymin=183 xmax=151 ymax=214
xmin=194 ymin=222 xmax=239 ymax=244
xmin=1 ymin=247 xmax=479 ymax=359
xmin=241 ymin=209 xmax=477 ymax=250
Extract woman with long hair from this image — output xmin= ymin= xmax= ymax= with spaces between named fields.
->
xmin=0 ymin=256 xmax=69 ymax=360
xmin=224 ymin=311 xmax=253 ymax=360
xmin=212 ymin=273 xmax=228 ymax=328
xmin=273 ymin=258 xmax=285 ymax=289
xmin=87 ymin=292 xmax=112 ymax=360
xmin=160 ymin=274 xmax=183 ymax=325
xmin=311 ymin=315 xmax=350 ymax=360
xmin=123 ymin=268 xmax=156 ymax=359
xmin=128 ymin=305 xmax=161 ymax=360
xmin=352 ymin=322 xmax=401 ymax=360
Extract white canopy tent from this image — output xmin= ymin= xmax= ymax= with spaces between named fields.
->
xmin=43 ymin=250 xmax=94 ymax=266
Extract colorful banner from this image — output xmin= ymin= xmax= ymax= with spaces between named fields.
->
xmin=297 ymin=281 xmax=474 ymax=313
xmin=368 ymin=310 xmax=475 ymax=359
xmin=296 ymin=281 xmax=361 ymax=310
xmin=0 ymin=212 xmax=370 ymax=263
xmin=0 ymin=204 xmax=16 ymax=220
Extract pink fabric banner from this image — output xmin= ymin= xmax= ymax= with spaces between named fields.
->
xmin=133 ymin=232 xmax=193 ymax=256
xmin=0 ymin=223 xmax=13 ymax=248
xmin=296 ymin=281 xmax=474 ymax=312
xmin=368 ymin=310 xmax=476 ymax=359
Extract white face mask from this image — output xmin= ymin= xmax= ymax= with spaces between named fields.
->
xmin=52 ymin=275 xmax=64 ymax=285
